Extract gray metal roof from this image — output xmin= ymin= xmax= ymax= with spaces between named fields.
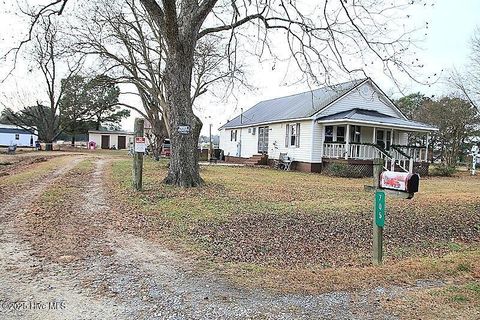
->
xmin=220 ymin=78 xmax=367 ymax=129
xmin=316 ymin=108 xmax=438 ymax=131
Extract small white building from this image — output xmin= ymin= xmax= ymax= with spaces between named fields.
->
xmin=0 ymin=124 xmax=37 ymax=147
xmin=88 ymin=130 xmax=135 ymax=149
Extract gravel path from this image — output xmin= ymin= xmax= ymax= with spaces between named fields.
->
xmin=0 ymin=155 xmax=431 ymax=319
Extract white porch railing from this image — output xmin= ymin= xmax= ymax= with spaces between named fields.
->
xmin=394 ymin=145 xmax=428 ymax=163
xmin=323 ymin=143 xmax=347 ymax=158
xmin=323 ymin=143 xmax=413 ymax=173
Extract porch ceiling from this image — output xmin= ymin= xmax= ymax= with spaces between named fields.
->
xmin=315 ymin=108 xmax=438 ymax=132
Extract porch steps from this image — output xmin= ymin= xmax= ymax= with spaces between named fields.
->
xmin=245 ymin=154 xmax=267 ymax=166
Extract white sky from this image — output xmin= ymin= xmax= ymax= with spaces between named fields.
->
xmin=0 ymin=0 xmax=479 ymax=135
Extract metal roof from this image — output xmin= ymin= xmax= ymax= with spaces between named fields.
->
xmin=220 ymin=78 xmax=367 ymax=129
xmin=316 ymin=108 xmax=438 ymax=131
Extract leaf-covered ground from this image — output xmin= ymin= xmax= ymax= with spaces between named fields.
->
xmin=109 ymin=159 xmax=480 ymax=293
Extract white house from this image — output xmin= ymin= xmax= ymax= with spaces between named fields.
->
xmin=88 ymin=130 xmax=135 ymax=149
xmin=0 ymin=124 xmax=37 ymax=147
xmin=219 ymin=78 xmax=438 ymax=174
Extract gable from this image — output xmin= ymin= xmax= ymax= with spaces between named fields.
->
xmin=315 ymin=81 xmax=405 ymax=119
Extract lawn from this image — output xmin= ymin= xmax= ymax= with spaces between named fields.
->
xmin=108 ymin=159 xmax=480 ymax=294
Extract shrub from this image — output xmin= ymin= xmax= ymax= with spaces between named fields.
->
xmin=431 ymin=164 xmax=457 ymax=177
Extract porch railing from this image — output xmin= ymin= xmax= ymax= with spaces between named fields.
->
xmin=323 ymin=142 xmax=413 ymax=173
xmin=323 ymin=143 xmax=346 ymax=158
xmin=392 ymin=145 xmax=428 ymax=163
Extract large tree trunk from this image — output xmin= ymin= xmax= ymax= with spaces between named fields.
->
xmin=163 ymin=51 xmax=203 ymax=187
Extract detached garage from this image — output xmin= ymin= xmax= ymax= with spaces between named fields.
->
xmin=0 ymin=124 xmax=37 ymax=147
xmin=88 ymin=130 xmax=135 ymax=149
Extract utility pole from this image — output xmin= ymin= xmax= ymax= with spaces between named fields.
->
xmin=133 ymin=118 xmax=145 ymax=191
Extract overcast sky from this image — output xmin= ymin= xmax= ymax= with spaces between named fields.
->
xmin=1 ymin=0 xmax=479 ymax=135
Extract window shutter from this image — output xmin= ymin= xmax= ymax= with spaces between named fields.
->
xmin=296 ymin=123 xmax=300 ymax=147
xmin=285 ymin=124 xmax=289 ymax=147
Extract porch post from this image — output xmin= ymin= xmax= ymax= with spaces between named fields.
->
xmin=425 ymin=133 xmax=430 ymax=162
xmin=372 ymin=127 xmax=376 ymax=144
xmin=345 ymin=124 xmax=350 ymax=160
xmin=390 ymin=129 xmax=394 ymax=148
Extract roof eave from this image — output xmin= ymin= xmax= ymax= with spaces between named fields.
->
xmin=316 ymin=118 xmax=438 ymax=132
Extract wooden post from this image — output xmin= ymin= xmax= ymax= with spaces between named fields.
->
xmin=372 ymin=158 xmax=384 ymax=265
xmin=425 ymin=133 xmax=430 ymax=162
xmin=133 ymin=118 xmax=144 ymax=191
xmin=345 ymin=124 xmax=350 ymax=160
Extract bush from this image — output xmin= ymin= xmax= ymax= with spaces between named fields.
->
xmin=431 ymin=164 xmax=457 ymax=177
xmin=325 ymin=162 xmax=367 ymax=178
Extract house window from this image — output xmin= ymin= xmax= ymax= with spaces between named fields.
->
xmin=336 ymin=126 xmax=345 ymax=142
xmin=230 ymin=130 xmax=237 ymax=142
xmin=325 ymin=126 xmax=333 ymax=142
xmin=15 ymin=134 xmax=20 ymax=140
xmin=285 ymin=123 xmax=300 ymax=147
xmin=252 ymin=127 xmax=256 ymax=135
xmin=376 ymin=130 xmax=385 ymax=148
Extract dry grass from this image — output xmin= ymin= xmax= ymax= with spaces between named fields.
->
xmin=108 ymin=159 xmax=480 ymax=296
xmin=383 ymin=281 xmax=480 ymax=319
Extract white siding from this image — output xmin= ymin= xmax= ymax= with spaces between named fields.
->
xmin=317 ymin=82 xmax=403 ymax=119
xmin=266 ymin=120 xmax=313 ymax=162
xmin=311 ymin=122 xmax=323 ymax=163
xmin=221 ymin=121 xmax=314 ymax=162
xmin=239 ymin=127 xmax=258 ymax=157
xmin=0 ymin=132 xmax=36 ymax=147
xmin=219 ymin=129 xmax=241 ymax=157
xmin=88 ymin=133 xmax=135 ymax=149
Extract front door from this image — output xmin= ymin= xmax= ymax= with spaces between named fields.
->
xmin=258 ymin=126 xmax=269 ymax=154
xmin=117 ymin=135 xmax=126 ymax=149
xmin=101 ymin=135 xmax=110 ymax=149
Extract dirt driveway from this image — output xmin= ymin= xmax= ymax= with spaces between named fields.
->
xmin=0 ymin=155 xmax=446 ymax=319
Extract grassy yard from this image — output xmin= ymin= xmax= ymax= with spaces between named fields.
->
xmin=108 ymin=159 xmax=480 ymax=294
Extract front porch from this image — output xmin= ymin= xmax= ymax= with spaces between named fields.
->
xmin=319 ymin=124 xmax=431 ymax=174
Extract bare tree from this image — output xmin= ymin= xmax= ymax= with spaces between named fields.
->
xmin=5 ymin=16 xmax=82 ymax=150
xmin=4 ymin=0 xmax=428 ymax=186
xmin=71 ymin=0 xmax=243 ymax=160
xmin=450 ymin=28 xmax=480 ymax=109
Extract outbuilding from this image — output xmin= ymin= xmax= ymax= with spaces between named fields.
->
xmin=88 ymin=130 xmax=135 ymax=149
xmin=0 ymin=124 xmax=37 ymax=147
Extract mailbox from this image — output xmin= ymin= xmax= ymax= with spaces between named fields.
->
xmin=380 ymin=171 xmax=419 ymax=193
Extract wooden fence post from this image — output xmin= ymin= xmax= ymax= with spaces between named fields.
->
xmin=133 ymin=118 xmax=144 ymax=191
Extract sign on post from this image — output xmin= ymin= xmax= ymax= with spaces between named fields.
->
xmin=177 ymin=125 xmax=191 ymax=135
xmin=134 ymin=137 xmax=146 ymax=153
xmin=375 ymin=190 xmax=385 ymax=227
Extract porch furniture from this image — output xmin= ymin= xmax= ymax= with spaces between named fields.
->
xmin=274 ymin=153 xmax=293 ymax=171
